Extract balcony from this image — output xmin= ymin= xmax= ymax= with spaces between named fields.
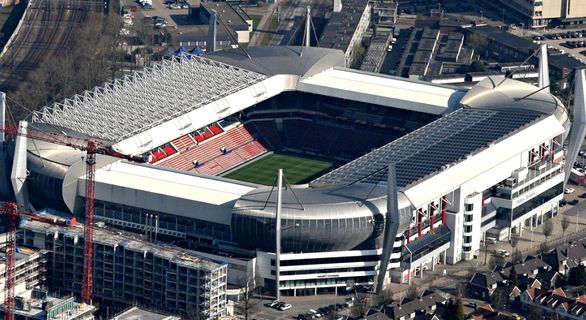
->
xmin=495 ymin=161 xmax=562 ymax=200
xmin=401 ymin=226 xmax=451 ymax=268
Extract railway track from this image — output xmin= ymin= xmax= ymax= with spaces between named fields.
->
xmin=0 ymin=0 xmax=100 ymax=92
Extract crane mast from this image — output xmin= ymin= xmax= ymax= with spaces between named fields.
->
xmin=2 ymin=202 xmax=18 ymax=320
xmin=81 ymin=140 xmax=96 ymax=303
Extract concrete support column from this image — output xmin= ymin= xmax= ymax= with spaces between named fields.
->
xmin=432 ymin=256 xmax=436 ymax=272
xmin=519 ymin=223 xmax=523 ymax=237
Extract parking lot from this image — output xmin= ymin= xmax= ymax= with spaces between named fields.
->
xmin=513 ymin=28 xmax=586 ymax=63
xmin=122 ymin=0 xmax=190 ymax=28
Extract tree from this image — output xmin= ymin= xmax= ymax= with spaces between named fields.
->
xmin=236 ymin=275 xmax=258 ymax=320
xmin=455 ymin=298 xmax=465 ymax=320
xmin=326 ymin=308 xmax=339 ymax=320
xmin=406 ymin=283 xmax=418 ymax=300
xmin=568 ymin=265 xmax=586 ymax=286
xmin=468 ymin=60 xmax=485 ymax=72
xmin=510 ymin=236 xmax=519 ymax=251
xmin=442 ymin=298 xmax=465 ymax=320
xmin=511 ymin=248 xmax=522 ymax=263
xmin=350 ymin=298 xmax=369 ymax=318
xmin=373 ymin=287 xmax=394 ymax=307
xmin=539 ymin=241 xmax=549 ymax=253
xmin=561 ymin=215 xmax=570 ymax=243
xmin=509 ymin=266 xmax=518 ymax=287
xmin=542 ymin=219 xmax=554 ymax=243
xmin=489 ymin=255 xmax=505 ymax=270
xmin=466 ymin=33 xmax=489 ymax=57
xmin=528 ymin=302 xmax=543 ymax=319
xmin=491 ymin=286 xmax=508 ymax=310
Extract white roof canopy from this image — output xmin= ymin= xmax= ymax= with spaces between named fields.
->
xmin=31 ymin=54 xmax=266 ymax=142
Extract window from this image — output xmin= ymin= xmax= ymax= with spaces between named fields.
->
xmin=464 ymin=225 xmax=473 ymax=233
xmin=465 ymin=214 xmax=473 ymax=223
xmin=465 ymin=204 xmax=474 ymax=211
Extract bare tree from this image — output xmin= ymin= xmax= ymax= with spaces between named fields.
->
xmin=539 ymin=241 xmax=549 ymax=253
xmin=510 ymin=236 xmax=519 ymax=251
xmin=542 ymin=219 xmax=554 ymax=244
xmin=491 ymin=286 xmax=508 ymax=310
xmin=236 ymin=274 xmax=258 ymax=320
xmin=406 ymin=283 xmax=418 ymax=300
xmin=350 ymin=298 xmax=369 ymax=318
xmin=489 ymin=255 xmax=505 ymax=270
xmin=561 ymin=215 xmax=570 ymax=243
xmin=511 ymin=248 xmax=522 ymax=263
xmin=528 ymin=302 xmax=544 ymax=319
xmin=373 ymin=287 xmax=394 ymax=307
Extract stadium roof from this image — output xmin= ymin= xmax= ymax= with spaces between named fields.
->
xmin=206 ymin=46 xmax=345 ymax=77
xmin=30 ymin=55 xmax=266 ymax=143
xmin=298 ymin=67 xmax=467 ymax=114
xmin=312 ymin=107 xmax=545 ymax=188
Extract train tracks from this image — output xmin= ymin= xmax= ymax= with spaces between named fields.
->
xmin=0 ymin=0 xmax=101 ymax=92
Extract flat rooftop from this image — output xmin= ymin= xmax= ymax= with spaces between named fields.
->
xmin=0 ymin=246 xmax=44 ymax=273
xmin=312 ymin=107 xmax=545 ymax=188
xmin=13 ymin=293 xmax=96 ymax=320
xmin=23 ymin=218 xmax=225 ymax=271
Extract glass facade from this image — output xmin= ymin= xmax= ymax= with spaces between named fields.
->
xmin=512 ymin=182 xmax=562 ymax=221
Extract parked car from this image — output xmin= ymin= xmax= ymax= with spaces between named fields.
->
xmin=269 ymin=300 xmax=280 ymax=308
xmin=494 ymin=249 xmax=510 ymax=257
xmin=310 ymin=309 xmax=322 ymax=318
xmin=168 ymin=3 xmax=181 ymax=9
xmin=579 ymin=193 xmax=586 ymax=198
xmin=570 ymin=199 xmax=580 ymax=205
xmin=278 ymin=303 xmax=292 ymax=311
xmin=560 ymin=199 xmax=567 ymax=207
xmin=565 ymin=187 xmax=575 ymax=194
xmin=485 ymin=237 xmax=497 ymax=244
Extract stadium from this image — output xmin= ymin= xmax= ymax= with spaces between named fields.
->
xmin=0 ymin=44 xmax=584 ymax=298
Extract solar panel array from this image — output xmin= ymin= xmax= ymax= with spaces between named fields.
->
xmin=31 ymin=54 xmax=266 ymax=142
xmin=313 ymin=108 xmax=544 ymax=188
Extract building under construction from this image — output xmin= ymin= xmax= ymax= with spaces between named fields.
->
xmin=0 ymin=246 xmax=96 ymax=320
xmin=19 ymin=219 xmax=228 ymax=319
xmin=0 ymin=247 xmax=46 ymax=306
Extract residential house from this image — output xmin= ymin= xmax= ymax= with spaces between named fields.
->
xmin=469 ymin=271 xmax=508 ymax=300
xmin=468 ymin=304 xmax=519 ymax=320
xmin=541 ymin=241 xmax=586 ymax=276
xmin=520 ymin=287 xmax=586 ymax=320
xmin=384 ymin=290 xmax=448 ymax=320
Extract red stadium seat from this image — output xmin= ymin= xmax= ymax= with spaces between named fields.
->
xmin=163 ymin=146 xmax=176 ymax=156
xmin=210 ymin=124 xmax=223 ymax=135
xmin=193 ymin=134 xmax=204 ymax=142
xmin=202 ymin=130 xmax=213 ymax=139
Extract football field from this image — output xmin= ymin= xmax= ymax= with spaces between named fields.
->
xmin=224 ymin=153 xmax=333 ymax=185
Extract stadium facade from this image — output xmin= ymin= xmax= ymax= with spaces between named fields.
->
xmin=1 ymin=45 xmax=584 ymax=298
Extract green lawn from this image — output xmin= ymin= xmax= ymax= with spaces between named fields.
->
xmin=224 ymin=153 xmax=333 ymax=185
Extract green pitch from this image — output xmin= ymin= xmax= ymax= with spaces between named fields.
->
xmin=224 ymin=153 xmax=333 ymax=185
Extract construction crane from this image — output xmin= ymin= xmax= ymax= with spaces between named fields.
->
xmin=0 ymin=122 xmax=148 ymax=307
xmin=1 ymin=201 xmax=75 ymax=320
